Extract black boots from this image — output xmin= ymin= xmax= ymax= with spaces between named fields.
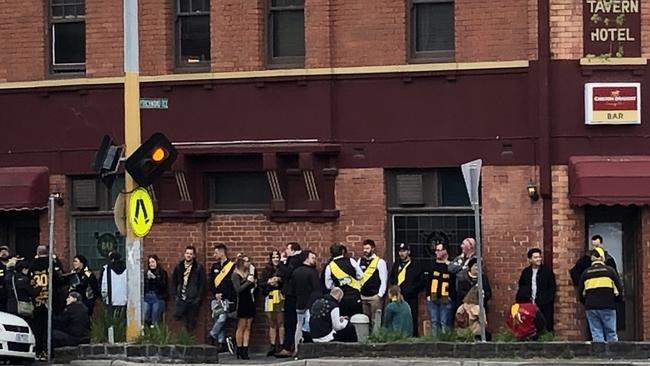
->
xmin=266 ymin=344 xmax=276 ymax=357
xmin=236 ymin=346 xmax=250 ymax=360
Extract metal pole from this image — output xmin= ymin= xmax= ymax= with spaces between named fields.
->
xmin=124 ymin=0 xmax=143 ymax=340
xmin=47 ymin=195 xmax=55 ymax=363
xmin=473 ymin=200 xmax=487 ymax=342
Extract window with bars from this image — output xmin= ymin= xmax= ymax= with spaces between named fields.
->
xmin=176 ymin=0 xmax=211 ymax=67
xmin=50 ymin=0 xmax=86 ymax=73
xmin=267 ymin=0 xmax=305 ymax=67
xmin=73 ymin=217 xmax=125 ymax=271
xmin=409 ymin=0 xmax=455 ymax=62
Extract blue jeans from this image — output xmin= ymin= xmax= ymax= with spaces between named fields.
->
xmin=427 ymin=298 xmax=453 ymax=335
xmin=210 ymin=303 xmax=236 ymax=343
xmin=143 ymin=292 xmax=165 ymax=326
xmin=586 ymin=309 xmax=618 ymax=342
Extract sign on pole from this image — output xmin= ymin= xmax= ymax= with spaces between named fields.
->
xmin=461 ymin=159 xmax=486 ymax=342
xmin=128 ymin=187 xmax=154 ymax=237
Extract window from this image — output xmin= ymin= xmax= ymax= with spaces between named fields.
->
xmin=209 ymin=172 xmax=271 ymax=210
xmin=388 ymin=168 xmax=474 ymax=269
xmin=176 ymin=0 xmax=211 ymax=68
xmin=409 ymin=0 xmax=455 ymax=61
xmin=268 ymin=0 xmax=305 ymax=67
xmin=50 ymin=0 xmax=86 ymax=73
xmin=71 ymin=176 xmax=125 ymax=270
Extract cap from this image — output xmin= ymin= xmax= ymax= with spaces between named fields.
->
xmin=397 ymin=243 xmax=410 ymax=251
xmin=68 ymin=291 xmax=83 ymax=301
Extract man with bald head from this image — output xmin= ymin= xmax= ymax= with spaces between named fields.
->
xmin=309 ymin=287 xmax=357 ymax=343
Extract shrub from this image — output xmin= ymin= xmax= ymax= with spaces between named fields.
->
xmin=91 ymin=307 xmax=127 ymax=343
xmin=367 ymin=328 xmax=410 ymax=343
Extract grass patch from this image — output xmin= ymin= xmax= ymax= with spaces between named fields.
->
xmin=367 ymin=328 xmax=411 ymax=343
xmin=91 ymin=307 xmax=127 ymax=343
xmin=494 ymin=328 xmax=518 ymax=342
xmin=134 ymin=324 xmax=196 ymax=345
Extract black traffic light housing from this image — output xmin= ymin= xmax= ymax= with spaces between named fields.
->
xmin=125 ymin=132 xmax=177 ymax=187
xmin=92 ymin=135 xmax=124 ymax=189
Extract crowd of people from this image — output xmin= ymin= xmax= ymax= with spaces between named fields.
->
xmin=0 ymin=232 xmax=622 ymax=361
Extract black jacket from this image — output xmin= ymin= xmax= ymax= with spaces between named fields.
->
xmin=518 ymin=265 xmax=556 ymax=307
xmin=69 ymin=266 xmax=101 ymax=304
xmin=291 ymin=264 xmax=321 ymax=310
xmin=259 ymin=264 xmax=283 ymax=297
xmin=172 ymin=259 xmax=206 ymax=303
xmin=456 ymin=272 xmax=491 ymax=308
xmin=578 ymin=262 xmax=623 ymax=310
xmin=5 ymin=271 xmax=37 ymax=316
xmin=389 ymin=259 xmax=424 ymax=299
xmin=30 ymin=256 xmax=60 ymax=308
xmin=279 ymin=252 xmax=303 ymax=297
xmin=209 ymin=260 xmax=236 ymax=303
xmin=54 ymin=301 xmax=91 ymax=341
xmin=144 ymin=267 xmax=168 ymax=299
xmin=570 ymin=251 xmax=617 ymax=287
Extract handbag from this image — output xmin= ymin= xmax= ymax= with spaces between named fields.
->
xmin=12 ymin=275 xmax=34 ymax=317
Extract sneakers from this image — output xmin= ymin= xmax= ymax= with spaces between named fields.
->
xmin=226 ymin=337 xmax=235 ymax=355
xmin=36 ymin=351 xmax=48 ymax=361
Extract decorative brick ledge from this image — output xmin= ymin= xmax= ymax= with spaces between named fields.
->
xmin=298 ymin=342 xmax=650 ymax=360
xmin=54 ymin=344 xmax=219 ymax=364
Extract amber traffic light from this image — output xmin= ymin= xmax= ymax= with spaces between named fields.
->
xmin=125 ymin=133 xmax=177 ymax=187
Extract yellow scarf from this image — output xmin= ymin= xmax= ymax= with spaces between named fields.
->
xmin=397 ymin=260 xmax=411 ymax=286
xmin=360 ymin=256 xmax=380 ymax=287
xmin=214 ymin=260 xmax=234 ymax=288
xmin=329 ymin=260 xmax=361 ymax=290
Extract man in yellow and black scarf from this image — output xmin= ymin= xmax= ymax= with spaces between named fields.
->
xmin=172 ymin=245 xmax=205 ymax=332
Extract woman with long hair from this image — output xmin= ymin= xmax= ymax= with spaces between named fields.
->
xmin=259 ymin=250 xmax=284 ymax=356
xmin=143 ymin=254 xmax=168 ymax=327
xmin=232 ymin=256 xmax=256 ymax=359
xmin=382 ymin=285 xmax=412 ymax=335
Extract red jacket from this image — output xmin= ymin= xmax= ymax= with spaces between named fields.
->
xmin=506 ymin=302 xmax=540 ymax=339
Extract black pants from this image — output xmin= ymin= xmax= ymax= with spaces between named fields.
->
xmin=333 ymin=323 xmax=358 ymax=343
xmin=339 ymin=292 xmax=362 ymax=317
xmin=52 ymin=329 xmax=87 ymax=348
xmin=282 ymin=297 xmax=297 ymax=350
xmin=173 ymin=299 xmax=200 ymax=332
xmin=33 ymin=306 xmax=48 ymax=354
xmin=539 ymin=302 xmax=554 ymax=332
xmin=405 ymin=295 xmax=419 ymax=337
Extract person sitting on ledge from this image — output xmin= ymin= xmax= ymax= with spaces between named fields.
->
xmin=309 ymin=287 xmax=357 ymax=343
xmin=52 ymin=291 xmax=91 ymax=348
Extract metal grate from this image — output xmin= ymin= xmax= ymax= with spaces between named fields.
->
xmin=3 ymin=325 xmax=29 ymax=333
xmin=73 ymin=179 xmax=98 ymax=208
xmin=396 ymin=174 xmax=424 ymax=205
xmin=7 ymin=342 xmax=30 ymax=352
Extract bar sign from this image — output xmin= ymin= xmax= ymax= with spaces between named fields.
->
xmin=140 ymin=98 xmax=169 ymax=110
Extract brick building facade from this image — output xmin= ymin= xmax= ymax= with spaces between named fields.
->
xmin=2 ymin=0 xmax=650 ymax=345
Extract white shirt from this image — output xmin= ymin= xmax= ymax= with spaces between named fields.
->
xmin=357 ymin=255 xmax=388 ymax=298
xmin=313 ymin=306 xmax=348 ymax=343
xmin=531 ymin=267 xmax=539 ymax=302
xmin=324 ymin=256 xmax=363 ymax=290
xmin=101 ymin=265 xmax=127 ymax=306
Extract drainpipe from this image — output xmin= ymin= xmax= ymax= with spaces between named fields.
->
xmin=538 ymin=0 xmax=552 ymax=268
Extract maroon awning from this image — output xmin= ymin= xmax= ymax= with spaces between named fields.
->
xmin=569 ymin=156 xmax=650 ymax=206
xmin=0 ymin=167 xmax=49 ymax=211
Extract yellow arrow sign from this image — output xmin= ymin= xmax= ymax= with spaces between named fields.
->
xmin=128 ymin=187 xmax=154 ymax=237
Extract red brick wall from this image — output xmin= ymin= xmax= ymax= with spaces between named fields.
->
xmin=481 ymin=166 xmax=543 ymax=334
xmin=1 ymin=0 xmax=45 ymax=81
xmin=550 ymin=0 xmax=582 ymax=59
xmin=39 ymin=175 xmax=71 ymax=270
xmin=86 ymin=1 xmax=123 ymax=77
xmin=139 ymin=0 xmax=174 ymax=75
xmin=212 ymin=0 xmax=264 ymax=71
xmin=455 ymin=0 xmax=531 ymax=62
xmin=551 ymin=165 xmax=585 ymax=340
xmin=304 ymin=0 xmax=332 ymax=68
xmin=328 ymin=0 xmax=406 ymax=67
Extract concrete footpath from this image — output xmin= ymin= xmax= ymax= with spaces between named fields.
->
xmin=54 ymin=359 xmax=650 ymax=366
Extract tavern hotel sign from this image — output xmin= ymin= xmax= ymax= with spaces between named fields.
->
xmin=584 ymin=0 xmax=641 ymax=57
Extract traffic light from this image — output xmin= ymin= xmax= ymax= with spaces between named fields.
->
xmin=125 ymin=132 xmax=177 ymax=187
xmin=92 ymin=135 xmax=124 ymax=189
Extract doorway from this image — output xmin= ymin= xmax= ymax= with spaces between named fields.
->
xmin=0 ymin=211 xmax=40 ymax=259
xmin=585 ymin=205 xmax=639 ymax=341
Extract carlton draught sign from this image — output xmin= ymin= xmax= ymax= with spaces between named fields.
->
xmin=585 ymin=82 xmax=641 ymax=125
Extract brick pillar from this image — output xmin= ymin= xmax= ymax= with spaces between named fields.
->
xmin=552 ymin=165 xmax=585 ymax=340
xmin=305 ymin=0 xmax=332 ymax=68
xmin=139 ymin=0 xmax=174 ymax=75
xmin=86 ymin=0 xmax=123 ymax=77
xmin=481 ymin=166 xmax=543 ymax=333
xmin=39 ymin=175 xmax=71 ymax=269
xmin=549 ymin=0 xmax=582 ymax=59
xmin=1 ymin=0 xmax=45 ymax=81
xmin=212 ymin=0 xmax=264 ymax=71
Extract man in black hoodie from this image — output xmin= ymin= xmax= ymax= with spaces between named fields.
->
xmin=52 ymin=292 xmax=91 ymax=347
xmin=389 ymin=243 xmax=424 ymax=336
xmin=276 ymin=242 xmax=302 ymax=356
xmin=172 ymin=245 xmax=206 ymax=332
